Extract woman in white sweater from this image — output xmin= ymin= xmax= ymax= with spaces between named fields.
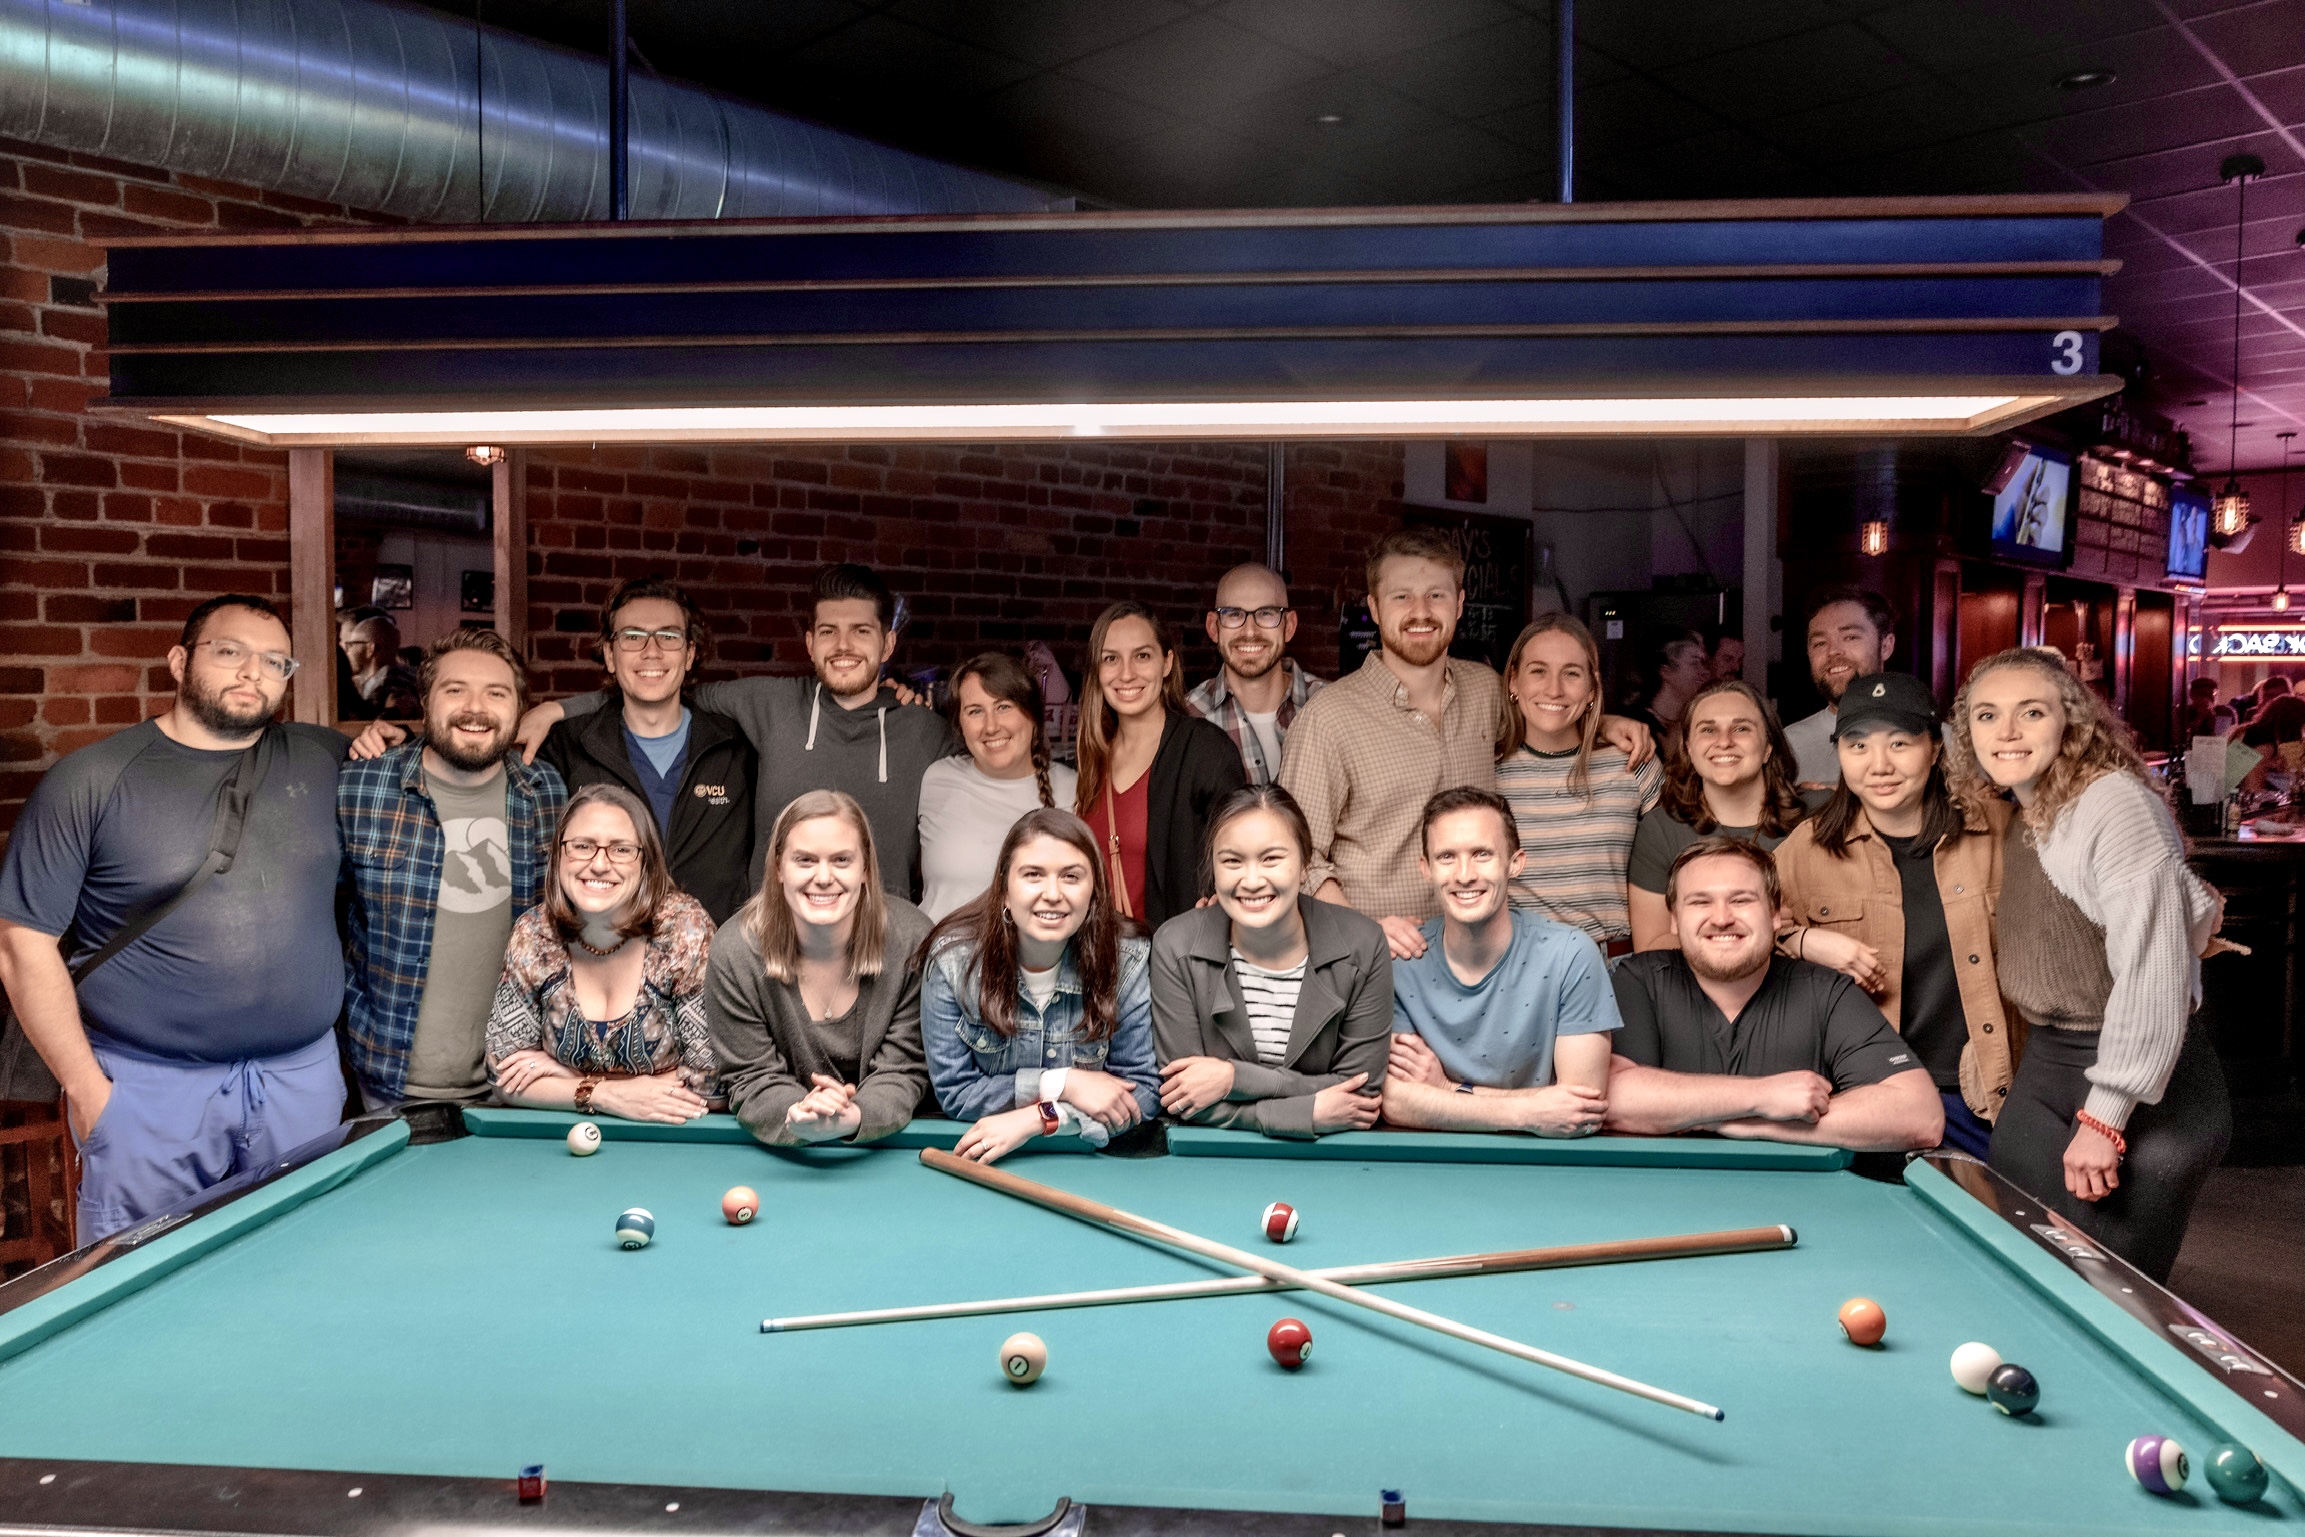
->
xmin=1954 ymin=647 xmax=2230 ymax=1280
xmin=916 ymin=653 xmax=1077 ymax=920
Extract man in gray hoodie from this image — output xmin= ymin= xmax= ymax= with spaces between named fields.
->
xmin=517 ymin=565 xmax=956 ymax=900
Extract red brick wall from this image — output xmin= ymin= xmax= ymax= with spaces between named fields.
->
xmin=0 ymin=136 xmax=388 ymax=827
xmin=0 ymin=133 xmax=1410 ymax=836
xmin=522 ymin=440 xmax=1404 ymax=698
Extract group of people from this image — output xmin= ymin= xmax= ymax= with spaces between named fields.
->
xmin=0 ymin=530 xmax=2233 ymax=1284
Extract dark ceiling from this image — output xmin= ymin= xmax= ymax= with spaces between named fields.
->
xmin=446 ymin=0 xmax=2305 ymax=468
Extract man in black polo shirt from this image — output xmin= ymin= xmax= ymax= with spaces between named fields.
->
xmin=1605 ymin=837 xmax=1942 ymax=1151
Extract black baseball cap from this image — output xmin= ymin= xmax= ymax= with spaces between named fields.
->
xmin=1832 ymin=672 xmax=1938 ymax=739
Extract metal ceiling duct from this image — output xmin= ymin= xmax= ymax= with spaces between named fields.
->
xmin=0 ymin=0 xmax=1056 ymax=220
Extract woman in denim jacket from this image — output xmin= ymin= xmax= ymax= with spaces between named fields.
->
xmin=922 ymin=807 xmax=1158 ymax=1163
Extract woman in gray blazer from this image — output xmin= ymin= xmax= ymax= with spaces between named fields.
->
xmin=1151 ymin=785 xmax=1391 ymax=1138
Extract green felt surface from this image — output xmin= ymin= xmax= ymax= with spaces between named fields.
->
xmin=0 ymin=1116 xmax=2294 ymax=1536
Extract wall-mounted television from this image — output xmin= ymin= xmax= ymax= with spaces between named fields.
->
xmin=2167 ymin=485 xmax=2210 ymax=582
xmin=1983 ymin=441 xmax=2074 ymax=568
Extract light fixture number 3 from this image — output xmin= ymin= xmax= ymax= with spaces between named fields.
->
xmin=2049 ymin=331 xmax=2085 ymax=376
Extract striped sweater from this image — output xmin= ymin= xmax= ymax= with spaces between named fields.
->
xmin=2005 ymin=772 xmax=2219 ymax=1130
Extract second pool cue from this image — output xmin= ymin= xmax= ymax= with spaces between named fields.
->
xmin=920 ymin=1147 xmax=1726 ymax=1421
xmin=762 ymin=1224 xmax=1796 ymax=1333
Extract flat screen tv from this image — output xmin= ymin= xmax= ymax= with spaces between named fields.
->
xmin=1984 ymin=441 xmax=2074 ymax=568
xmin=2168 ymin=485 xmax=2210 ymax=581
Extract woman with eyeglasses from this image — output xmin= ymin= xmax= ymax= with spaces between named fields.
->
xmin=534 ymin=577 xmax=756 ymax=923
xmin=917 ymin=653 xmax=1078 ymax=921
xmin=487 ymin=783 xmax=717 ymax=1123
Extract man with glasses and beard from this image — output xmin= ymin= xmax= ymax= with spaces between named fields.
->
xmin=1602 ymin=838 xmax=1943 ymax=1152
xmin=1187 ymin=563 xmax=1324 ymax=786
xmin=341 ymin=629 xmax=567 ymax=1112
xmin=0 ymin=595 xmax=351 ymax=1241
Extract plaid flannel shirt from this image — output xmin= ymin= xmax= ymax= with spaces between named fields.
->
xmin=339 ymin=740 xmax=566 ymax=1099
xmin=1185 ymin=659 xmax=1325 ymax=785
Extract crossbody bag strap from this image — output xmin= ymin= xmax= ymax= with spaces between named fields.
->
xmin=66 ymin=726 xmax=278 ymax=986
xmin=1101 ymin=778 xmax=1134 ymax=921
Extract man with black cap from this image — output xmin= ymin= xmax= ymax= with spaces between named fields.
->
xmin=1768 ymin=670 xmax=2017 ymax=1158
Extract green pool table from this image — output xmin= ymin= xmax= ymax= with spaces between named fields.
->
xmin=0 ymin=1105 xmax=2299 ymax=1537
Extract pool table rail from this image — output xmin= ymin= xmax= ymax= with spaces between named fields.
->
xmin=0 ymin=1455 xmax=1783 ymax=1537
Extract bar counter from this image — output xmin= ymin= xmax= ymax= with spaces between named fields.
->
xmin=2190 ymin=823 xmax=2305 ymax=1160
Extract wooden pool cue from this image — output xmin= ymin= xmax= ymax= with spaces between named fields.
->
xmin=762 ymin=1224 xmax=1796 ymax=1333
xmin=919 ymin=1148 xmax=1727 ymax=1422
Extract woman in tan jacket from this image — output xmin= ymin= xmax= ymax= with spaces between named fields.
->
xmin=1772 ymin=673 xmax=2017 ymax=1158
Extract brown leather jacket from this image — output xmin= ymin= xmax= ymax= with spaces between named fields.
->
xmin=1773 ymin=796 xmax=2021 ymax=1120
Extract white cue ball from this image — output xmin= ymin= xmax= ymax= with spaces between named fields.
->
xmin=567 ymin=1121 xmax=603 ymax=1156
xmin=1000 ymin=1331 xmax=1047 ymax=1386
xmin=1950 ymin=1341 xmax=2002 ymax=1395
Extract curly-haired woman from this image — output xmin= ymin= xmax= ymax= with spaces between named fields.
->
xmin=1956 ymin=648 xmax=2230 ymax=1281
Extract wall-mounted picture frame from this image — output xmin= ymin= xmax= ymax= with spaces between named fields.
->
xmin=370 ymin=563 xmax=415 ymax=610
xmin=460 ymin=568 xmax=496 ymax=613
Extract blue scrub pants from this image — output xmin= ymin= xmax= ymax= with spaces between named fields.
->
xmin=72 ymin=1032 xmax=346 ymax=1244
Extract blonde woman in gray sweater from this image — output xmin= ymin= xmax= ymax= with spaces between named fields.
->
xmin=1954 ymin=648 xmax=2230 ymax=1281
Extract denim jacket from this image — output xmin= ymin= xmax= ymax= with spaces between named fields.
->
xmin=923 ymin=933 xmax=1160 ymax=1123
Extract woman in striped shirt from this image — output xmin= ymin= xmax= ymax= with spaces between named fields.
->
xmin=1493 ymin=615 xmax=1662 ymax=957
xmin=1149 ymin=785 xmax=1393 ymax=1138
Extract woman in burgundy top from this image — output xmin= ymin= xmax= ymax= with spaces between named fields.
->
xmin=1074 ymin=602 xmax=1246 ymax=929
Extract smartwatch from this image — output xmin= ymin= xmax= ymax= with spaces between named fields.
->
xmin=1037 ymin=1101 xmax=1062 ymax=1136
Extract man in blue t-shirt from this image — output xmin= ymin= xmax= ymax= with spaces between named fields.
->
xmin=0 ymin=595 xmax=350 ymax=1242
xmin=1384 ymin=787 xmax=1620 ymax=1134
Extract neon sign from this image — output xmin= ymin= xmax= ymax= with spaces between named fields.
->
xmin=2202 ymin=629 xmax=2305 ymax=657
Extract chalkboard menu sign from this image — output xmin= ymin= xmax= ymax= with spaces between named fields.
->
xmin=1405 ymin=508 xmax=1535 ymax=672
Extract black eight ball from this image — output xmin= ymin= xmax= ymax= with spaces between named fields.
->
xmin=1985 ymin=1362 xmax=2039 ymax=1417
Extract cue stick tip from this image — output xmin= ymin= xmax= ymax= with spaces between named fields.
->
xmin=760 ymin=1320 xmax=779 ymax=1333
xmin=1779 ymin=1225 xmax=1797 ymax=1244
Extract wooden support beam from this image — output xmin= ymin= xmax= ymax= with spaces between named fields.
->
xmin=491 ymin=450 xmax=528 ymax=657
xmin=286 ymin=447 xmax=335 ymax=725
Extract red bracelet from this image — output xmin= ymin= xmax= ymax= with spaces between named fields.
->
xmin=2074 ymin=1110 xmax=2128 ymax=1157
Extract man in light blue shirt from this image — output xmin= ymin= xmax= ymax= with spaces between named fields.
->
xmin=1384 ymin=787 xmax=1620 ymax=1135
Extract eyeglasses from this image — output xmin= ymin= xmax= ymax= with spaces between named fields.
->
xmin=611 ymin=627 xmax=690 ymax=652
xmin=192 ymin=640 xmax=300 ymax=682
xmin=564 ymin=839 xmax=642 ymax=864
xmin=1213 ymin=606 xmax=1288 ymax=631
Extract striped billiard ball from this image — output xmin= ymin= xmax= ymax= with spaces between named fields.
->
xmin=1261 ymin=1202 xmax=1300 ymax=1243
xmin=2126 ymin=1434 xmax=2189 ymax=1495
xmin=615 ymin=1207 xmax=655 ymax=1250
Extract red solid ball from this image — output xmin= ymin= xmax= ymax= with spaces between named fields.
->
xmin=1267 ymin=1317 xmax=1312 ymax=1370
xmin=1837 ymin=1297 xmax=1886 ymax=1347
xmin=722 ymin=1185 xmax=760 ymax=1225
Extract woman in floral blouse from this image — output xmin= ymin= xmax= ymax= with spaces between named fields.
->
xmin=487 ymin=783 xmax=716 ymax=1122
